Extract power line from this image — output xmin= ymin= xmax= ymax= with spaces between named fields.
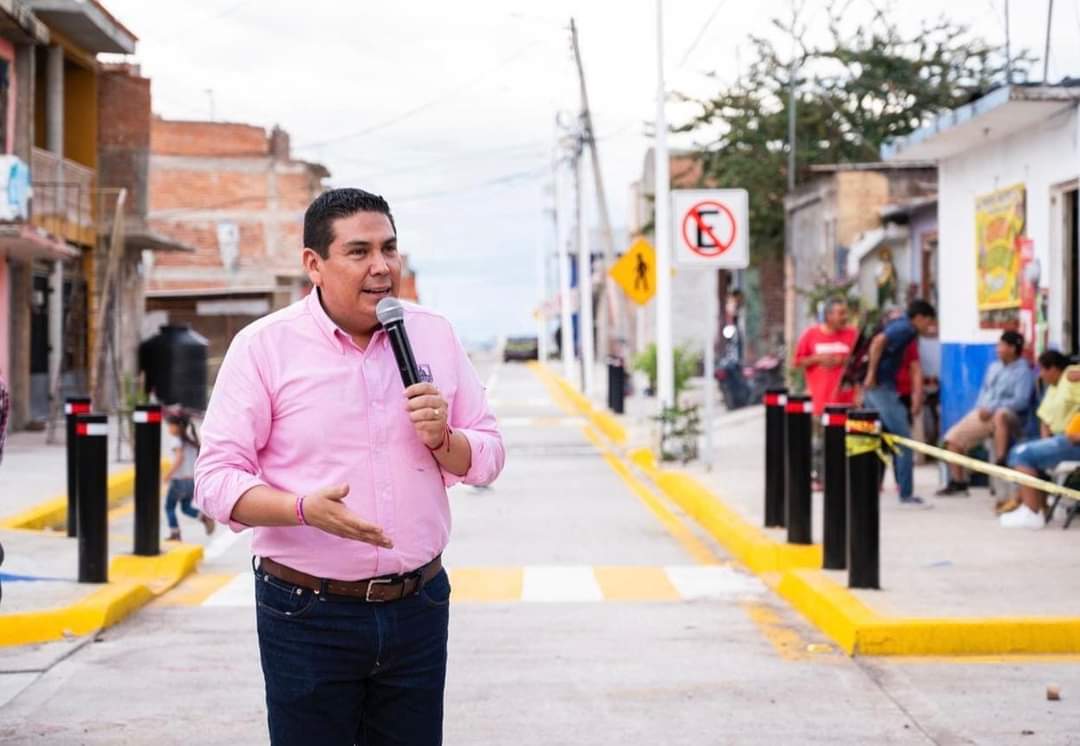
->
xmin=294 ymin=41 xmax=548 ymax=151
xmin=675 ymin=0 xmax=731 ymax=70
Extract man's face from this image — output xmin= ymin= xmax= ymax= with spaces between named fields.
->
xmin=825 ymin=302 xmax=848 ymax=330
xmin=998 ymin=340 xmax=1018 ymax=363
xmin=911 ymin=314 xmax=935 ymax=335
xmin=303 ymin=211 xmax=401 ymax=337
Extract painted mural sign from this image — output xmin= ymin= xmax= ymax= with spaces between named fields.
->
xmin=975 ymin=183 xmax=1026 ymax=328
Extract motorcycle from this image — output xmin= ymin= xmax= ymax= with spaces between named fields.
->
xmin=714 ymin=324 xmax=784 ymax=410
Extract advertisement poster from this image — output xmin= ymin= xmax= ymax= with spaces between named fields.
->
xmin=975 ymin=183 xmax=1026 ymax=328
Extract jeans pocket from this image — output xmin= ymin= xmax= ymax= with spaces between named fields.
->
xmin=255 ymin=571 xmax=318 ymax=620
xmin=418 ymin=569 xmax=451 ymax=609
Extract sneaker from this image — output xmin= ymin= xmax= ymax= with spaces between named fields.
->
xmin=935 ymin=481 xmax=969 ymax=497
xmin=167 ymin=529 xmax=181 ymax=541
xmin=200 ymin=513 xmax=216 ymax=536
xmin=898 ymin=495 xmax=934 ymax=509
xmin=994 ymin=496 xmax=1021 ymax=515
xmin=999 ymin=504 xmax=1045 ymax=529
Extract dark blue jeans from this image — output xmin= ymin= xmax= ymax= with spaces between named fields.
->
xmin=863 ymin=384 xmax=914 ymax=499
xmin=255 ymin=563 xmax=451 ymax=746
xmin=164 ymin=478 xmax=198 ymax=529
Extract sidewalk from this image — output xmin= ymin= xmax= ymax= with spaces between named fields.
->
xmin=560 ymin=365 xmax=1080 ymax=655
xmin=0 ymin=424 xmax=208 ymax=646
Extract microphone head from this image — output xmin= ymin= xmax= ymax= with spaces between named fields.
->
xmin=375 ymin=296 xmax=405 ymax=326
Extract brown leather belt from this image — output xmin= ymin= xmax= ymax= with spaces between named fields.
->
xmin=259 ymin=555 xmax=442 ymax=603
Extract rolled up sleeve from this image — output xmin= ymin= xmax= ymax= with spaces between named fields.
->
xmin=194 ymin=333 xmax=272 ymax=532
xmin=442 ymin=333 xmax=505 ymax=488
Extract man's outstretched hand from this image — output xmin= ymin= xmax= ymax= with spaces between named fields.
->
xmin=302 ymin=483 xmax=393 ymax=548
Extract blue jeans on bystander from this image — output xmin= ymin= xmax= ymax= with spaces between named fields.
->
xmin=863 ymin=384 xmax=914 ymax=499
xmin=164 ymin=478 xmax=199 ymax=530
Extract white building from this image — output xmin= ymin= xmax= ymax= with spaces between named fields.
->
xmin=883 ymin=83 xmax=1080 ymax=429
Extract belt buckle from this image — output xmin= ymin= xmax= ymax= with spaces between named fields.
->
xmin=365 ymin=576 xmax=394 ymax=602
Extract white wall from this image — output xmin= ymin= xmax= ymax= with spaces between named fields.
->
xmin=936 ymin=104 xmax=1079 ymax=346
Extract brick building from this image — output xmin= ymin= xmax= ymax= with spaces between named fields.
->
xmin=143 ymin=119 xmax=329 ymax=379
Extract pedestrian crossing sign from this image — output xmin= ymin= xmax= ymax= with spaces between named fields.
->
xmin=610 ymin=238 xmax=656 ymax=306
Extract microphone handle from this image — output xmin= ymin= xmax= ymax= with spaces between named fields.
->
xmin=386 ymin=322 xmax=421 ymax=388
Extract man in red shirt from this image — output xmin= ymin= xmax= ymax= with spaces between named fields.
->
xmin=794 ymin=298 xmax=858 ymax=416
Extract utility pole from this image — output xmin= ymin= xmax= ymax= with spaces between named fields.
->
xmin=553 ymin=128 xmax=575 ymax=384
xmin=1005 ymin=0 xmax=1013 ymax=85
xmin=536 ymin=198 xmax=550 ymax=366
xmin=654 ymin=0 xmax=674 ymax=410
xmin=787 ymin=2 xmax=798 ymax=192
xmin=569 ymin=18 xmax=624 ymax=366
xmin=1043 ymin=0 xmax=1054 ymax=83
xmin=574 ymin=144 xmax=596 ymax=397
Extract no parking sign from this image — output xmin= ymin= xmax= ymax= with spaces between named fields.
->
xmin=671 ymin=189 xmax=749 ymax=269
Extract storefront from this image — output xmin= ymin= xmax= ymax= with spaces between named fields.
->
xmin=882 ymin=84 xmax=1080 ymax=430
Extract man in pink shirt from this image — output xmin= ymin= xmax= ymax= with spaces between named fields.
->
xmin=195 ymin=188 xmax=504 ymax=745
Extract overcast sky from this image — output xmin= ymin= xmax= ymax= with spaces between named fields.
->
xmin=104 ymin=0 xmax=1080 ymax=344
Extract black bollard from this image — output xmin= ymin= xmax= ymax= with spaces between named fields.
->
xmin=822 ymin=404 xmax=851 ymax=570
xmin=64 ymin=397 xmax=92 ymax=537
xmin=133 ymin=405 xmax=163 ymax=557
xmin=846 ymin=409 xmax=882 ymax=589
xmin=76 ymin=414 xmax=109 ymax=583
xmin=607 ymin=356 xmax=625 ymax=414
xmin=763 ymin=387 xmax=788 ymax=528
xmin=785 ymin=393 xmax=813 ymax=545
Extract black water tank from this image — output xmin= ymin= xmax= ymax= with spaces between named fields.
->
xmin=140 ymin=325 xmax=209 ymax=412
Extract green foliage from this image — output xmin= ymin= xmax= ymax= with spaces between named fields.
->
xmin=632 ymin=343 xmax=702 ymax=400
xmin=658 ymin=404 xmax=701 ymax=463
xmin=673 ymin=3 xmax=1029 ymax=262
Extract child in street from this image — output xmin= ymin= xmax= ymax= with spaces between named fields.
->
xmin=162 ymin=409 xmax=215 ymax=541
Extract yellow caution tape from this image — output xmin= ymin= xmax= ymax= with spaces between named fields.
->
xmin=845 ymin=433 xmax=893 ymax=466
xmin=885 ymin=434 xmax=1080 ymax=504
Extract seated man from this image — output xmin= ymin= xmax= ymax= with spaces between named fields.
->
xmin=1000 ymin=350 xmax=1080 ymax=529
xmin=936 ymin=330 xmax=1035 ymax=496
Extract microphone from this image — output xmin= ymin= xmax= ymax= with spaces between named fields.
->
xmin=376 ymin=297 xmax=421 ymax=388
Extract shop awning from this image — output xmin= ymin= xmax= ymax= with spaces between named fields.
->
xmin=882 ymin=84 xmax=1080 ymax=162
xmin=846 ymin=224 xmax=908 ymax=277
xmin=0 ymin=222 xmax=78 ymax=261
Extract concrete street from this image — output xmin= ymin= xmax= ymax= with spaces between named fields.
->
xmin=0 ymin=360 xmax=1077 ymax=744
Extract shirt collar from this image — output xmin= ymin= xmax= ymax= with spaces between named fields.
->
xmin=305 ymin=289 xmax=389 ymax=354
xmin=306 ymin=289 xmax=350 ymax=354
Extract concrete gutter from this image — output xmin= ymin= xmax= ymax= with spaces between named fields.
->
xmin=536 ymin=362 xmax=1080 ymax=657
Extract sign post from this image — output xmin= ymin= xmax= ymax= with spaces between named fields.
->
xmin=654 ymin=0 xmax=674 ymax=413
xmin=671 ymin=188 xmax=750 ymax=468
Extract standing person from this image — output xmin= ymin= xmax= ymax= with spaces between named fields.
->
xmin=162 ymin=409 xmax=214 ymax=541
xmin=862 ymin=299 xmax=938 ymax=507
xmin=793 ymin=297 xmax=858 ymax=416
xmin=793 ymin=298 xmax=858 ymax=485
xmin=0 ymin=372 xmax=9 ymax=467
xmin=195 ymin=188 xmax=505 ymax=745
xmin=936 ymin=330 xmax=1035 ymax=495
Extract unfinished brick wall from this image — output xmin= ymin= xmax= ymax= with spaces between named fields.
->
xmin=150 ymin=118 xmax=269 ymax=157
xmin=98 ymin=64 xmax=150 ymax=219
xmin=147 ymin=119 xmax=327 ymax=288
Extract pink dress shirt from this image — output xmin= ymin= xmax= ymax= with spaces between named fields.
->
xmin=194 ymin=290 xmax=504 ymax=580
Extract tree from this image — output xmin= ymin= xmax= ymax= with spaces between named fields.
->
xmin=674 ymin=3 xmax=1028 ymax=261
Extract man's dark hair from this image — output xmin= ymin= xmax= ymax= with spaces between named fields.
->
xmin=906 ymin=299 xmax=936 ymax=320
xmin=303 ymin=188 xmax=396 ymax=258
xmin=1000 ymin=330 xmax=1024 ymax=356
xmin=1038 ymin=349 xmax=1069 ymax=370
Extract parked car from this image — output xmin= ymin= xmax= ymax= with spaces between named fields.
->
xmin=503 ymin=335 xmax=539 ymax=362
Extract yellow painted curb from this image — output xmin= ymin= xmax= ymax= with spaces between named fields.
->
xmin=0 ymin=543 xmax=203 ymax=646
xmin=632 ymin=451 xmax=1080 ymax=656
xmin=629 ymin=448 xmax=821 ymax=575
xmin=0 ymin=459 xmax=172 ymax=532
xmin=528 ymin=363 xmax=628 ymax=446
